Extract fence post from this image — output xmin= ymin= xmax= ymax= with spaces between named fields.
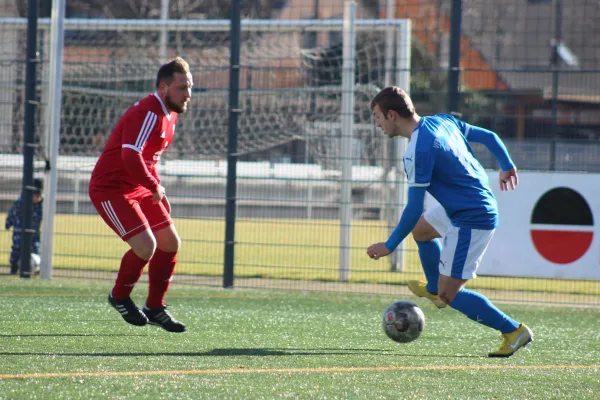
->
xmin=339 ymin=1 xmax=356 ymax=282
xmin=20 ymin=0 xmax=39 ymax=278
xmin=383 ymin=0 xmax=395 ymax=271
xmin=223 ymin=0 xmax=242 ymax=288
xmin=40 ymin=0 xmax=66 ymax=280
xmin=447 ymin=0 xmax=462 ymax=113
xmin=307 ymin=173 xmax=313 ymax=220
xmin=393 ymin=20 xmax=412 ymax=272
xmin=549 ymin=0 xmax=562 ymax=171
xmin=159 ymin=0 xmax=169 ymax=62
xmin=73 ymin=167 xmax=80 ymax=215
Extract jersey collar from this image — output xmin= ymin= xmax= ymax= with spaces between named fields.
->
xmin=409 ymin=117 xmax=424 ymax=140
xmin=152 ymin=92 xmax=171 ymax=121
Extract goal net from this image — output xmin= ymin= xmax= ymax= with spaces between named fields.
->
xmin=1 ymin=18 xmax=409 ymax=167
xmin=0 ymin=16 xmax=411 ymax=276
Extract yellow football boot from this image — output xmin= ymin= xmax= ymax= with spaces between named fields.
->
xmin=407 ymin=280 xmax=447 ymax=309
xmin=488 ymin=324 xmax=533 ymax=358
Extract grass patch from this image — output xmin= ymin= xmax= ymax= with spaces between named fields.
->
xmin=0 ymin=278 xmax=598 ymax=399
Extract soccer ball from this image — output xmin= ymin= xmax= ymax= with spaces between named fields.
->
xmin=31 ymin=253 xmax=41 ymax=274
xmin=382 ymin=300 xmax=425 ymax=343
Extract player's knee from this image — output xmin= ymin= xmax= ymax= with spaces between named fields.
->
xmin=412 ymin=230 xmax=436 ymax=243
xmin=132 ymin=239 xmax=157 ymax=260
xmin=411 ymin=218 xmax=437 ymax=242
xmin=411 ymin=225 xmax=424 ymax=242
xmin=135 ymin=246 xmax=156 ymax=261
xmin=155 ymin=228 xmax=181 ymax=253
xmin=166 ymin=235 xmax=181 ymax=253
xmin=127 ymin=230 xmax=158 ymax=260
xmin=411 ymin=230 xmax=423 ymax=242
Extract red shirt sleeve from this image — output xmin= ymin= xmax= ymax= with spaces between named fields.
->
xmin=121 ymin=149 xmax=160 ymax=193
xmin=120 ymin=109 xmax=160 ymax=192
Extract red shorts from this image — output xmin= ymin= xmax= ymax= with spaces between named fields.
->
xmin=89 ymin=185 xmax=172 ymax=241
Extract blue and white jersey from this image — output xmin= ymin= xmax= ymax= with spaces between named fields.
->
xmin=403 ymin=114 xmax=497 ymax=229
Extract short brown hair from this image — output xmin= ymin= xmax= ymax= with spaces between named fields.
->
xmin=156 ymin=57 xmax=190 ymax=88
xmin=370 ymin=86 xmax=415 ymax=118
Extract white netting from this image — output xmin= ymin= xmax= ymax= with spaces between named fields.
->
xmin=0 ymin=22 xmax=49 ymax=156
xmin=3 ymin=19 xmax=403 ymax=168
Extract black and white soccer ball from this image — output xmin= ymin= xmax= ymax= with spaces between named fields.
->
xmin=382 ymin=300 xmax=425 ymax=343
xmin=31 ymin=253 xmax=41 ymax=274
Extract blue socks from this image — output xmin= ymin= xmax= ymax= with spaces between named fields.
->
xmin=450 ymin=289 xmax=520 ymax=333
xmin=415 ymin=239 xmax=441 ymax=294
xmin=415 ymin=239 xmax=519 ymax=334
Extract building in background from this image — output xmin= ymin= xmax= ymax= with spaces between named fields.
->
xmin=393 ymin=0 xmax=600 ymax=141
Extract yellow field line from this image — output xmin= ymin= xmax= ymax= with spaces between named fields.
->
xmin=0 ymin=293 xmax=102 ymax=297
xmin=0 ymin=365 xmax=598 ymax=380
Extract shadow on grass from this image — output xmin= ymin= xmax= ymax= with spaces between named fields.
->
xmin=0 ymin=334 xmax=149 ymax=338
xmin=0 ymin=347 xmax=482 ymax=358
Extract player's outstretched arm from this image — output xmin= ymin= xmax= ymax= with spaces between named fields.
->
xmin=464 ymin=125 xmax=514 ymax=172
xmin=367 ymin=186 xmax=426 ymax=260
xmin=464 ymin=125 xmax=519 ymax=191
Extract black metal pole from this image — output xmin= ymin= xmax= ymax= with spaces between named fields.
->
xmin=549 ymin=0 xmax=562 ymax=171
xmin=223 ymin=0 xmax=242 ymax=288
xmin=312 ymin=0 xmax=319 ymax=44
xmin=308 ymin=0 xmax=319 ymax=118
xmin=447 ymin=0 xmax=462 ymax=113
xmin=20 ymin=0 xmax=39 ymax=278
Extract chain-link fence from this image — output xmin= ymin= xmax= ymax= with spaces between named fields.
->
xmin=401 ymin=0 xmax=600 ymax=171
xmin=1 ymin=0 xmax=599 ymax=306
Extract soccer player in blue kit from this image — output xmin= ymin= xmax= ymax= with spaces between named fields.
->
xmin=366 ymin=86 xmax=532 ymax=357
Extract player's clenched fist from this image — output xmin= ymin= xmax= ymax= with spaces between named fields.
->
xmin=153 ymin=186 xmax=165 ymax=203
xmin=367 ymin=242 xmax=391 ymax=260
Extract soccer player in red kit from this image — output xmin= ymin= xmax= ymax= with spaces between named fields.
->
xmin=89 ymin=57 xmax=192 ymax=332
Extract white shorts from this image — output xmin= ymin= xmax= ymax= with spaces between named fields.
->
xmin=423 ymin=205 xmax=495 ymax=280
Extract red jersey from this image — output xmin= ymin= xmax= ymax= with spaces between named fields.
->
xmin=90 ymin=93 xmax=178 ymax=193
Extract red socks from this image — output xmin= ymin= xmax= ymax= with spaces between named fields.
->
xmin=111 ymin=248 xmax=178 ymax=308
xmin=111 ymin=249 xmax=149 ymax=299
xmin=145 ymin=248 xmax=178 ymax=309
